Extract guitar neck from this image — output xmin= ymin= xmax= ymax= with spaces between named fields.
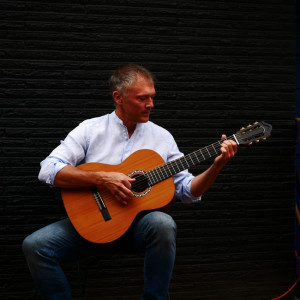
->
xmin=146 ymin=135 xmax=238 ymax=186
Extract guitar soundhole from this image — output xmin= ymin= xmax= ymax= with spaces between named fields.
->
xmin=128 ymin=170 xmax=152 ymax=198
xmin=131 ymin=174 xmax=149 ymax=192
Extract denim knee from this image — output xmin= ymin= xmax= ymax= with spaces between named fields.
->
xmin=22 ymin=231 xmax=50 ymax=263
xmin=146 ymin=211 xmax=177 ymax=242
xmin=22 ymin=233 xmax=43 ymax=263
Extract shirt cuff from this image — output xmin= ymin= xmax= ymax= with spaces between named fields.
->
xmin=39 ymin=158 xmax=68 ymax=186
xmin=48 ymin=161 xmax=68 ymax=186
xmin=177 ymin=176 xmax=202 ymax=203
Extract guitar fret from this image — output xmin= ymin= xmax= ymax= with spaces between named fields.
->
xmin=185 ymin=155 xmax=191 ymax=166
xmin=161 ymin=166 xmax=168 ymax=179
xmin=158 ymin=167 xmax=165 ymax=180
xmin=147 ymin=170 xmax=154 ymax=185
xmin=183 ymin=156 xmax=190 ymax=168
xmin=169 ymin=163 xmax=175 ymax=174
xmin=200 ymin=150 xmax=205 ymax=160
xmin=167 ymin=166 xmax=172 ymax=177
xmin=212 ymin=144 xmax=218 ymax=155
xmin=153 ymin=170 xmax=159 ymax=182
xmin=193 ymin=152 xmax=200 ymax=163
xmin=190 ymin=154 xmax=196 ymax=165
xmin=170 ymin=163 xmax=176 ymax=174
xmin=186 ymin=154 xmax=193 ymax=167
xmin=155 ymin=169 xmax=162 ymax=182
xmin=179 ymin=158 xmax=186 ymax=169
xmin=144 ymin=173 xmax=152 ymax=186
xmin=156 ymin=167 xmax=162 ymax=181
xmin=164 ymin=166 xmax=169 ymax=178
xmin=175 ymin=161 xmax=181 ymax=173
xmin=165 ymin=165 xmax=172 ymax=178
xmin=205 ymin=147 xmax=211 ymax=157
xmin=147 ymin=170 xmax=155 ymax=185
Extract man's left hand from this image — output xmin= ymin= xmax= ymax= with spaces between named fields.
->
xmin=214 ymin=134 xmax=237 ymax=168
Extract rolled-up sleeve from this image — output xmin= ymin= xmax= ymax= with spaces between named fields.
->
xmin=38 ymin=157 xmax=69 ymax=186
xmin=38 ymin=121 xmax=89 ymax=186
xmin=173 ymin=171 xmax=202 ymax=203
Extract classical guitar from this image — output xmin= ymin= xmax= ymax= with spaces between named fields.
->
xmin=62 ymin=121 xmax=272 ymax=244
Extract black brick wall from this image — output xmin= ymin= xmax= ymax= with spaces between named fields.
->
xmin=1 ymin=1 xmax=296 ymax=299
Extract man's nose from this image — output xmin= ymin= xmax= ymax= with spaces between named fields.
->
xmin=146 ymin=97 xmax=154 ymax=108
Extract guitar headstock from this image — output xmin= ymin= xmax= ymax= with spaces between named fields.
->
xmin=235 ymin=121 xmax=272 ymax=145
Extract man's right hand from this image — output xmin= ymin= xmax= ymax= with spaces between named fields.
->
xmin=96 ymin=172 xmax=136 ymax=205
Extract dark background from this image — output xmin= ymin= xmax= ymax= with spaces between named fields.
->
xmin=1 ymin=1 xmax=296 ymax=299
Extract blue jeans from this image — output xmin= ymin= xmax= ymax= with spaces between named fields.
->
xmin=22 ymin=211 xmax=177 ymax=300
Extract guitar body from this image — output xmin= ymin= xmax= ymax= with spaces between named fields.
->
xmin=62 ymin=149 xmax=175 ymax=244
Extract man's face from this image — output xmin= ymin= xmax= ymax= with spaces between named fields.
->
xmin=117 ymin=75 xmax=156 ymax=124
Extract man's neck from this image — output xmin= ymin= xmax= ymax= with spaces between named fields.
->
xmin=115 ymin=109 xmax=136 ymax=138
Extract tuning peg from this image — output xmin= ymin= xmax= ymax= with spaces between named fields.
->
xmin=240 ymin=127 xmax=245 ymax=130
xmin=254 ymin=122 xmax=258 ymax=125
xmin=248 ymin=142 xmax=253 ymax=146
xmin=255 ymin=140 xmax=260 ymax=143
xmin=247 ymin=124 xmax=252 ymax=128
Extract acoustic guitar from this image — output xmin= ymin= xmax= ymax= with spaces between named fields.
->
xmin=62 ymin=121 xmax=272 ymax=244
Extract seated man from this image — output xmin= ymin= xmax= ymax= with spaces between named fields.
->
xmin=23 ymin=63 xmax=237 ymax=300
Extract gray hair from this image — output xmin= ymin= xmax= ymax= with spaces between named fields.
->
xmin=108 ymin=64 xmax=156 ymax=97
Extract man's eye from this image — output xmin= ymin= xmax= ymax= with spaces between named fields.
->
xmin=138 ymin=96 xmax=155 ymax=102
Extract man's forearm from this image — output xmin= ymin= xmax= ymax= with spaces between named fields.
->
xmin=190 ymin=135 xmax=237 ymax=197
xmin=53 ymin=165 xmax=99 ymax=188
xmin=190 ymin=162 xmax=223 ymax=197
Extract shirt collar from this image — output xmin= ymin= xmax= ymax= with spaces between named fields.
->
xmin=111 ymin=110 xmax=145 ymax=132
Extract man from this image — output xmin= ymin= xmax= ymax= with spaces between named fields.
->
xmin=22 ymin=64 xmax=237 ymax=300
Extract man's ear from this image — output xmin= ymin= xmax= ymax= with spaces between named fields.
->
xmin=113 ymin=91 xmax=123 ymax=105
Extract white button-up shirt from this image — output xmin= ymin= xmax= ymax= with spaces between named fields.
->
xmin=38 ymin=111 xmax=201 ymax=203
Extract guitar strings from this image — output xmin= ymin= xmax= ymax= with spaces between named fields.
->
xmin=130 ymin=125 xmax=267 ymax=192
xmin=130 ymin=135 xmax=241 ymax=192
xmin=131 ymin=136 xmax=239 ymax=190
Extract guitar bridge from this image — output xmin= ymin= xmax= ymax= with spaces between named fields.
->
xmin=90 ymin=186 xmax=112 ymax=221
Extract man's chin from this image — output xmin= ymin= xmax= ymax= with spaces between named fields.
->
xmin=140 ymin=115 xmax=150 ymax=123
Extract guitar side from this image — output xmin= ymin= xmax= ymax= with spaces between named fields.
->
xmin=62 ymin=149 xmax=176 ymax=244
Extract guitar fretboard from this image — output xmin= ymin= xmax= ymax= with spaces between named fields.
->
xmin=145 ymin=135 xmax=238 ymax=186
